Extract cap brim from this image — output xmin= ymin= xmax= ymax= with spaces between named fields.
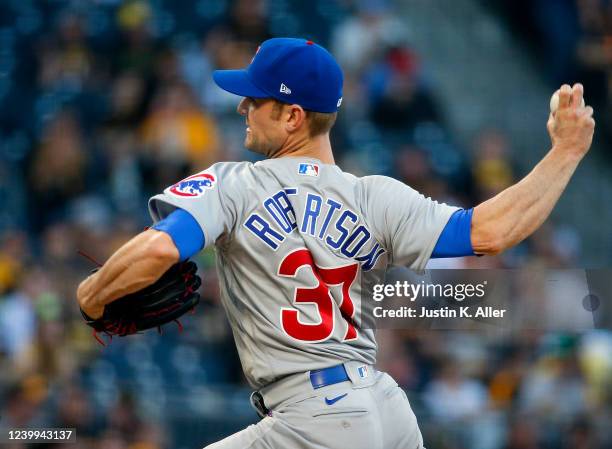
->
xmin=213 ymin=70 xmax=270 ymax=98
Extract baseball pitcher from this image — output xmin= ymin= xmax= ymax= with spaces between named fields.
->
xmin=77 ymin=38 xmax=595 ymax=448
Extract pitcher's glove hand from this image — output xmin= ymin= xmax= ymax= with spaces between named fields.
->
xmin=80 ymin=261 xmax=201 ymax=344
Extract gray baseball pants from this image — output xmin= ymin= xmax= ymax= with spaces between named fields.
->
xmin=204 ymin=362 xmax=426 ymax=449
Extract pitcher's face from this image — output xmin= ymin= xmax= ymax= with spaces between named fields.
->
xmin=237 ymin=97 xmax=287 ymax=157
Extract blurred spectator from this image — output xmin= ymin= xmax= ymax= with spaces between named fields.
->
xmin=495 ymin=0 xmax=612 ymax=142
xmin=502 ymin=418 xmax=540 ymax=449
xmin=575 ymin=0 xmax=612 ymax=142
xmin=115 ymin=1 xmax=157 ymax=76
xmin=221 ymin=0 xmax=272 ymax=45
xmin=424 ymin=360 xmax=489 ymax=422
xmin=519 ymin=347 xmax=588 ymax=421
xmin=332 ymin=0 xmax=409 ymax=74
xmin=37 ymin=12 xmax=93 ymax=93
xmin=27 ymin=111 xmax=89 ymax=231
xmin=395 ymin=146 xmax=447 ymax=198
xmin=423 ymin=359 xmax=493 ymax=448
xmin=107 ymin=391 xmax=143 ymax=440
xmin=488 ymin=348 xmax=527 ymax=409
xmin=564 ymin=417 xmax=598 ymax=449
xmin=0 ymin=231 xmax=28 ymax=294
xmin=368 ymin=46 xmax=442 ymax=136
xmin=140 ymin=82 xmax=220 ymax=186
xmin=575 ymin=0 xmax=612 ymax=109
xmin=197 ymin=29 xmax=262 ymax=115
xmin=0 ymin=380 xmax=49 ymax=429
xmin=0 ymin=284 xmax=36 ymax=361
xmin=106 ymin=71 xmax=150 ymax=128
xmin=471 ymin=128 xmax=514 ymax=202
xmin=55 ymin=383 xmax=98 ymax=437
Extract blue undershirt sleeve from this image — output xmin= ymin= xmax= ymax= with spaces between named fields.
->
xmin=431 ymin=208 xmax=475 ymax=258
xmin=151 ymin=208 xmax=205 ymax=261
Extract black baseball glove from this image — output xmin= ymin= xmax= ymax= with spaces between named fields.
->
xmin=80 ymin=261 xmax=201 ymax=344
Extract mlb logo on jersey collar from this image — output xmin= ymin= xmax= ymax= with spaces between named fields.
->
xmin=298 ymin=163 xmax=319 ymax=177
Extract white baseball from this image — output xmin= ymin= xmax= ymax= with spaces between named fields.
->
xmin=550 ymin=90 xmax=585 ymax=113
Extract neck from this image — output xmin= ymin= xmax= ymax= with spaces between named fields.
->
xmin=272 ymin=133 xmax=335 ymax=164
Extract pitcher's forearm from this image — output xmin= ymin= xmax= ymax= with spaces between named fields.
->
xmin=77 ymin=230 xmax=179 ymax=314
xmin=472 ymin=147 xmax=581 ymax=254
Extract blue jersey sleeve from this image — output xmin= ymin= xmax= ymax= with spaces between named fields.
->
xmin=431 ymin=208 xmax=475 ymax=258
xmin=151 ymin=208 xmax=205 ymax=261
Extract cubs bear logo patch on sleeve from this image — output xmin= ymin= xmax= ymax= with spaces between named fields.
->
xmin=169 ymin=173 xmax=216 ymax=197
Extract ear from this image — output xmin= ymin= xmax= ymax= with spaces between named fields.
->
xmin=284 ymin=104 xmax=307 ymax=133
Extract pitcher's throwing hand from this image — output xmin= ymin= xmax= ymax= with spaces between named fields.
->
xmin=548 ymin=83 xmax=595 ymax=159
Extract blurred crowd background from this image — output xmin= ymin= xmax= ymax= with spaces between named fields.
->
xmin=0 ymin=0 xmax=611 ymax=448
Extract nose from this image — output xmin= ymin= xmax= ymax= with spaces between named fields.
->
xmin=237 ymin=98 xmax=249 ymax=116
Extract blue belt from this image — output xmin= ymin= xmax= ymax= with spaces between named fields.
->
xmin=309 ymin=364 xmax=349 ymax=389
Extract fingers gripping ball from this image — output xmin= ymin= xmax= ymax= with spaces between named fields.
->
xmin=80 ymin=261 xmax=201 ymax=344
xmin=550 ymin=89 xmax=585 ymax=113
xmin=547 ymin=83 xmax=595 ymax=159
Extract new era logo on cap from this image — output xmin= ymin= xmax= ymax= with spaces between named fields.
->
xmin=280 ymin=83 xmax=292 ymax=95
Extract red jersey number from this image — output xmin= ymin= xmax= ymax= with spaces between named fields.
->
xmin=279 ymin=249 xmax=358 ymax=342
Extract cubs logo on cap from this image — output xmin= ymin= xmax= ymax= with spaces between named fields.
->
xmin=169 ymin=173 xmax=216 ymax=197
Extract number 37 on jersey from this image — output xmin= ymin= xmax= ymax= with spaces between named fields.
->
xmin=278 ymin=248 xmax=359 ymax=343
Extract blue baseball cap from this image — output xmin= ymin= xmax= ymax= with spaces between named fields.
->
xmin=213 ymin=38 xmax=343 ymax=113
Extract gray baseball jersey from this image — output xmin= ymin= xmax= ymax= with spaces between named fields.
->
xmin=149 ymin=157 xmax=457 ymax=389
